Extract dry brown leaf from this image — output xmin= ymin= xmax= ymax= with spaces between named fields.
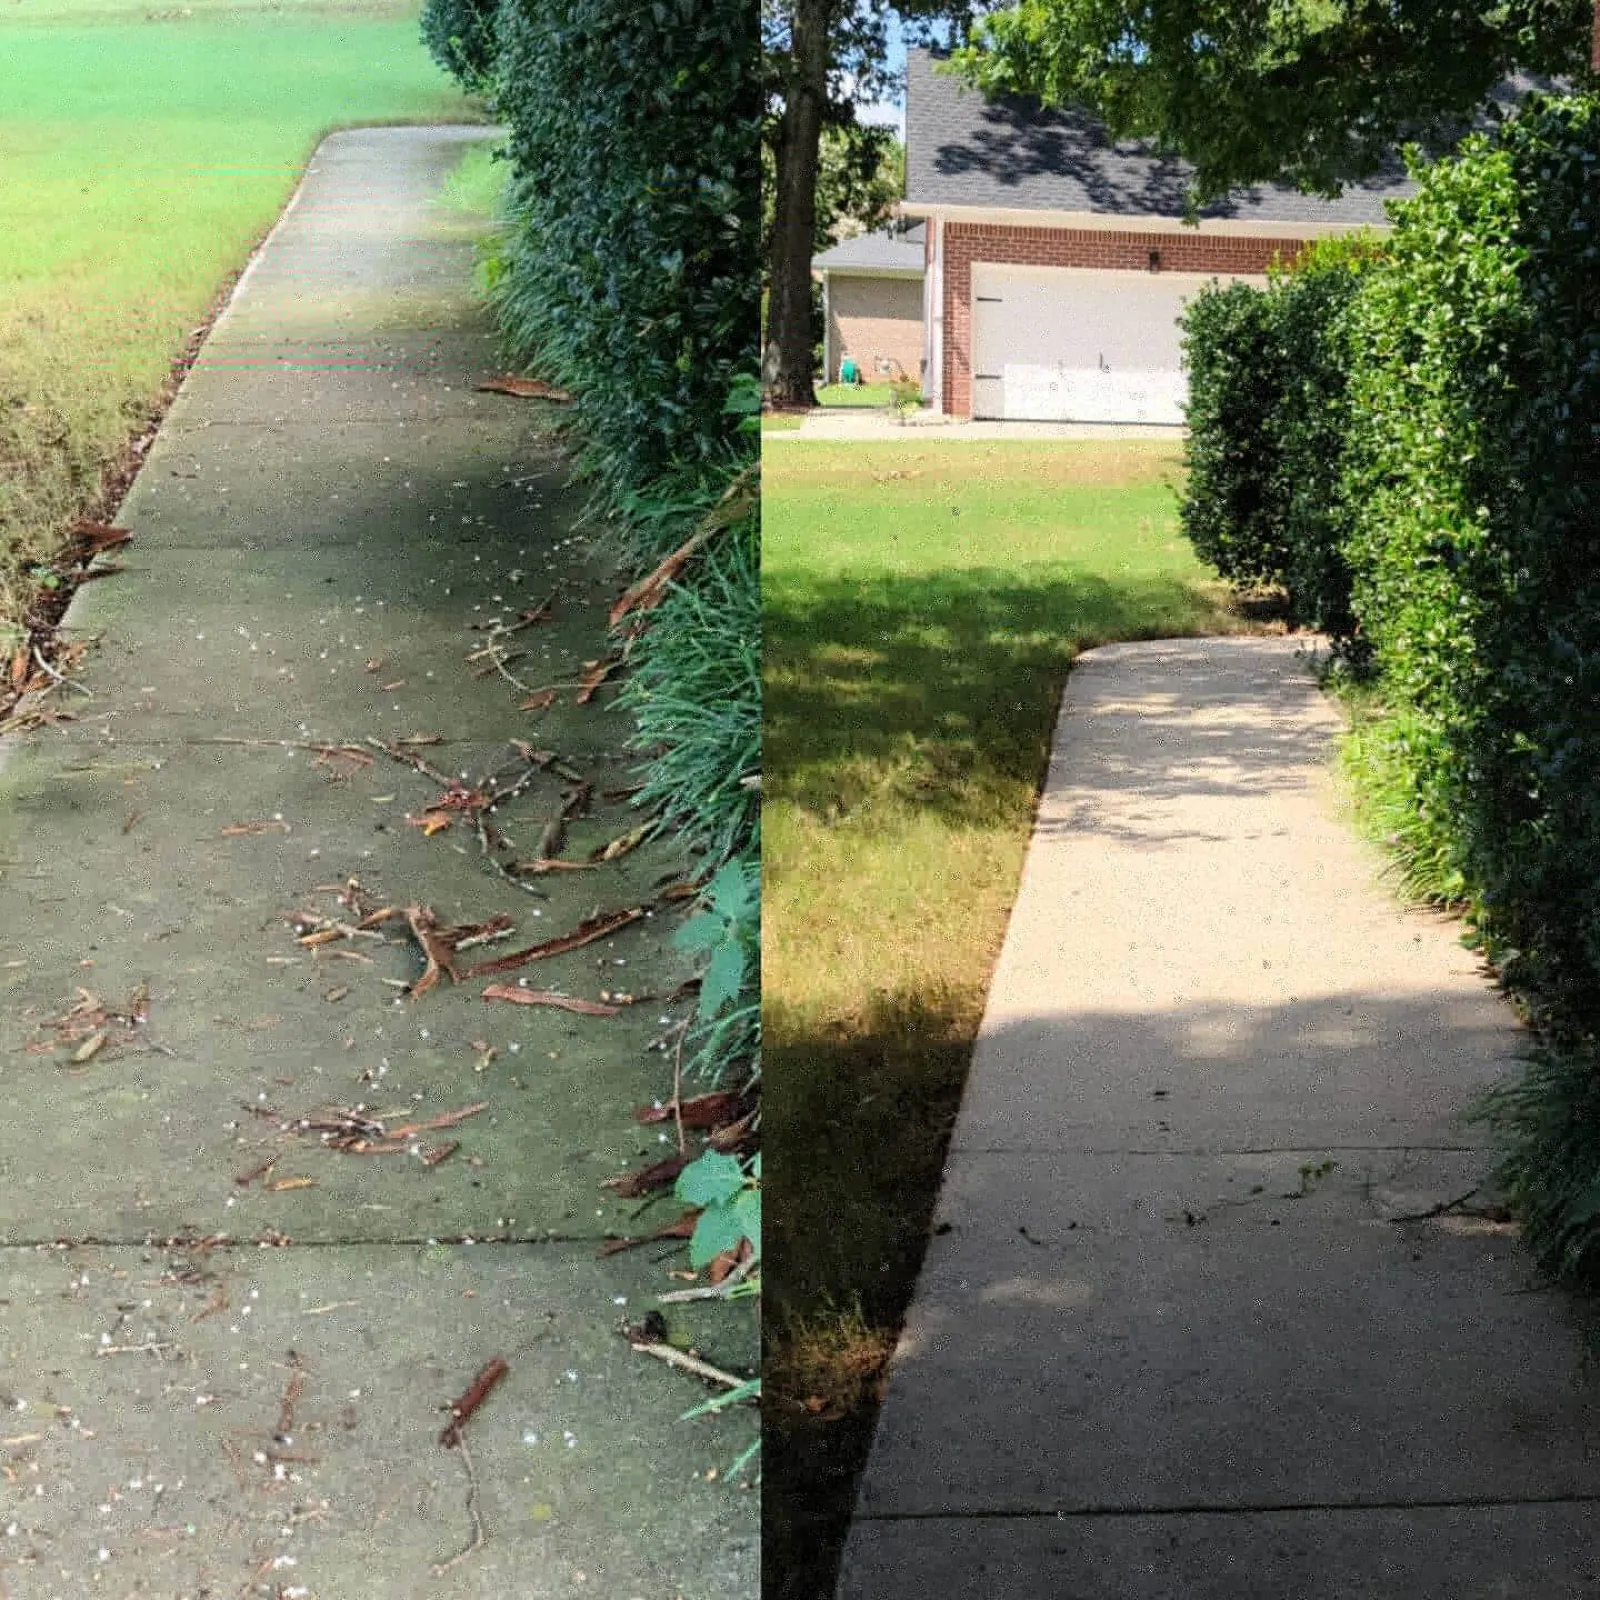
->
xmin=221 ymin=820 xmax=290 ymax=837
xmin=477 ymin=375 xmax=572 ymax=402
xmin=591 ymin=823 xmax=650 ymax=864
xmin=69 ymin=521 xmax=132 ymax=554
xmin=267 ymin=1177 xmax=317 ymax=1192
xmin=602 ymin=1154 xmax=690 ymax=1198
xmin=575 ymin=657 xmax=621 ymax=705
xmin=481 ymin=985 xmax=621 ymax=1016
xmin=72 ymin=1032 xmax=107 ymax=1064
xmin=520 ymin=689 xmax=557 ymax=712
xmin=635 ymin=1092 xmax=748 ymax=1130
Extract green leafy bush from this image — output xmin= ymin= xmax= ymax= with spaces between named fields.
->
xmin=1179 ymin=236 xmax=1375 ymax=634
xmin=420 ymin=0 xmax=500 ymax=93
xmin=489 ymin=0 xmax=759 ymax=517
xmin=1179 ymin=279 xmax=1293 ymax=589
xmin=479 ymin=3 xmax=760 ymax=1094
xmin=1338 ymin=93 xmax=1600 ymax=1280
xmin=1271 ymin=236 xmax=1376 ymax=640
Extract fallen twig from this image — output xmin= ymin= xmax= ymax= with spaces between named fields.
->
xmin=439 ymin=1356 xmax=509 ymax=1449
xmin=387 ymin=1103 xmax=488 ymax=1140
xmin=657 ymin=1252 xmax=759 ymax=1303
xmin=431 ymin=1435 xmax=487 ymax=1577
xmin=367 ymin=737 xmax=454 ymax=787
xmin=1387 ymin=1188 xmax=1484 ymax=1224
xmin=598 ymin=1210 xmax=699 ymax=1258
xmin=468 ymin=905 xmax=647 ymax=978
xmin=32 ymin=645 xmax=92 ymax=697
xmin=627 ymin=1341 xmax=747 ymax=1391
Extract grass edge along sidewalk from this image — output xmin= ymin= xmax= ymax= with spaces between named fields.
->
xmin=761 ymin=437 xmax=1261 ymax=1600
xmin=0 ymin=0 xmax=477 ymax=720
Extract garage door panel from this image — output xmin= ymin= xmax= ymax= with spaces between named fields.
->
xmin=970 ymin=264 xmax=1258 ymax=424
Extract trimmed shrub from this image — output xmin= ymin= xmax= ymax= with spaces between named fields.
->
xmin=1179 ymin=279 xmax=1294 ymax=589
xmin=489 ymin=0 xmax=759 ymax=527
xmin=477 ymin=2 xmax=761 ymax=1096
xmin=1272 ymin=236 xmax=1375 ymax=640
xmin=420 ymin=0 xmax=499 ymax=93
xmin=1179 ymin=236 xmax=1375 ymax=635
xmin=1339 ymin=93 xmax=1600 ymax=1280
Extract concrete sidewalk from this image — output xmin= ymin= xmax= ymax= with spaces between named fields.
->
xmin=0 ymin=128 xmax=755 ymax=1598
xmin=837 ymin=636 xmax=1600 ymax=1599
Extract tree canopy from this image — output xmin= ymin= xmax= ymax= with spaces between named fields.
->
xmin=953 ymin=0 xmax=1594 ymax=202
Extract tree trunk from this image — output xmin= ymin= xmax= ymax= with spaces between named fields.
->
xmin=764 ymin=0 xmax=834 ymax=407
xmin=1592 ymin=0 xmax=1599 ymax=71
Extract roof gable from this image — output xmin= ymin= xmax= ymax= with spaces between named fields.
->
xmin=905 ymin=48 xmax=1414 ymax=227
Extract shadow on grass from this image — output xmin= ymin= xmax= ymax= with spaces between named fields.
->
xmin=765 ymin=565 xmax=1238 ymax=827
xmin=764 ymin=985 xmax=979 ymax=1600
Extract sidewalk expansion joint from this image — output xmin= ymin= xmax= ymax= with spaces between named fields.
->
xmin=860 ymin=1492 xmax=1600 ymax=1522
xmin=0 ymin=1232 xmax=629 ymax=1252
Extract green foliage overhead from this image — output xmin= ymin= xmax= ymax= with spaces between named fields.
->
xmin=954 ymin=0 xmax=1592 ymax=204
xmin=420 ymin=0 xmax=500 ymax=92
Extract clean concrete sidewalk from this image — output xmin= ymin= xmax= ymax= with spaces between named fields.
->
xmin=837 ymin=636 xmax=1600 ymax=1599
xmin=0 ymin=127 xmax=754 ymax=1598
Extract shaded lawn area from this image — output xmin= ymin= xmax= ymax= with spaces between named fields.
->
xmin=763 ymin=439 xmax=1255 ymax=1599
xmin=0 ymin=0 xmax=475 ymax=656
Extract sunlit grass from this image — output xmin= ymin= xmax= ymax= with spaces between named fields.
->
xmin=763 ymin=439 xmax=1253 ymax=1599
xmin=0 ymin=0 xmax=474 ymax=649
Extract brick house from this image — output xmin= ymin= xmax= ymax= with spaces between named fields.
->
xmin=902 ymin=48 xmax=1413 ymax=422
xmin=812 ymin=222 xmax=926 ymax=386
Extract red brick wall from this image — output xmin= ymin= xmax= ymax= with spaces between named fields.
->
xmin=942 ymin=223 xmax=1313 ymax=418
xmin=828 ymin=275 xmax=924 ymax=385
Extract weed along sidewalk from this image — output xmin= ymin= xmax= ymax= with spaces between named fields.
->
xmin=836 ymin=636 xmax=1600 ymax=1599
xmin=0 ymin=126 xmax=755 ymax=1598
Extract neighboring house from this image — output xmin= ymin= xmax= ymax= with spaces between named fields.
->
xmin=812 ymin=222 xmax=926 ymax=387
xmin=902 ymin=48 xmax=1416 ymax=423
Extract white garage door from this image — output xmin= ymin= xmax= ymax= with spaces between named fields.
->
xmin=970 ymin=264 xmax=1255 ymax=424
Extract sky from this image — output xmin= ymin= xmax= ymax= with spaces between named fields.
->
xmin=852 ymin=15 xmax=910 ymax=133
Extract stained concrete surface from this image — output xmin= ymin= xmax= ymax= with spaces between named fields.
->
xmin=0 ymin=127 xmax=755 ymax=1597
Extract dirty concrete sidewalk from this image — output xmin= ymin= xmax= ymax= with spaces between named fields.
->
xmin=837 ymin=636 xmax=1600 ymax=1599
xmin=0 ymin=126 xmax=755 ymax=1598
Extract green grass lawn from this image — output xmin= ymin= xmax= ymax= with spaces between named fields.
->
xmin=763 ymin=439 xmax=1256 ymax=1599
xmin=815 ymin=381 xmax=903 ymax=408
xmin=0 ymin=0 xmax=475 ymax=655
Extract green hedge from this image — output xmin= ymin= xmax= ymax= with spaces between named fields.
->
xmin=1179 ymin=278 xmax=1294 ymax=589
xmin=419 ymin=0 xmax=499 ymax=93
xmin=1179 ymin=236 xmax=1374 ymax=635
xmin=490 ymin=0 xmax=759 ymax=532
xmin=1340 ymin=93 xmax=1600 ymax=1281
xmin=476 ymin=0 xmax=761 ymax=1095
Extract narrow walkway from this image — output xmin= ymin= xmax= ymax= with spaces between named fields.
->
xmin=0 ymin=128 xmax=754 ymax=1597
xmin=838 ymin=636 xmax=1600 ymax=1598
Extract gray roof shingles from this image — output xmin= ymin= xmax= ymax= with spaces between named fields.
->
xmin=905 ymin=48 xmax=1416 ymax=227
xmin=813 ymin=222 xmax=926 ymax=273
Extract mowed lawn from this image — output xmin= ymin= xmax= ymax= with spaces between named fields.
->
xmin=0 ymin=0 xmax=473 ymax=643
xmin=763 ymin=439 xmax=1253 ymax=1598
